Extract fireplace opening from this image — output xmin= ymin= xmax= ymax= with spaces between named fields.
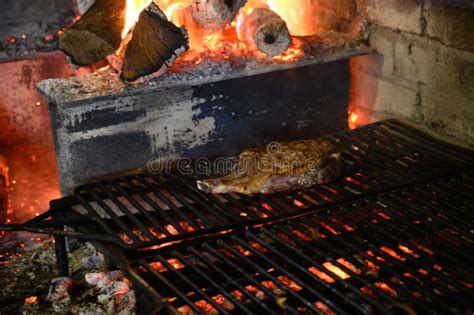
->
xmin=0 ymin=0 xmax=473 ymax=313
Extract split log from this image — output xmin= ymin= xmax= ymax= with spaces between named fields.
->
xmin=0 ymin=156 xmax=9 ymax=223
xmin=121 ymin=3 xmax=189 ymax=82
xmin=190 ymin=0 xmax=248 ymax=32
xmin=237 ymin=8 xmax=291 ymax=57
xmin=59 ymin=0 xmax=126 ymax=65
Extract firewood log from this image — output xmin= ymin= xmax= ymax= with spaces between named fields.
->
xmin=237 ymin=8 xmax=291 ymax=57
xmin=190 ymin=0 xmax=247 ymax=32
xmin=0 ymin=156 xmax=9 ymax=224
xmin=121 ymin=3 xmax=189 ymax=82
xmin=59 ymin=0 xmax=126 ymax=65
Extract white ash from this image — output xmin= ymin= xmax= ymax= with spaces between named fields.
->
xmin=0 ymin=234 xmax=135 ymax=314
xmin=47 ymin=277 xmax=73 ymax=310
xmin=75 ymin=0 xmax=96 ymax=15
xmin=133 ymin=45 xmax=189 ymax=84
xmin=69 ymin=241 xmax=106 ymax=272
xmin=85 ymin=270 xmax=136 ymax=314
xmin=37 ymin=34 xmax=371 ymax=106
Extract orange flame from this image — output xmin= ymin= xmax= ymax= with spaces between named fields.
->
xmin=122 ymin=0 xmax=153 ymax=38
xmin=266 ymin=0 xmax=317 ymax=36
xmin=348 ymin=112 xmax=359 ymax=129
xmin=118 ymin=0 xmax=315 ymax=64
xmin=25 ymin=296 xmax=38 ymax=305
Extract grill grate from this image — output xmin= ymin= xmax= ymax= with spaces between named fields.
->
xmin=32 ymin=119 xmax=474 ymax=313
xmin=44 ymin=120 xmax=473 ymax=250
xmin=133 ymin=172 xmax=474 ymax=314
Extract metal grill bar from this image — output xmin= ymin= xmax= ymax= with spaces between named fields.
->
xmin=40 ymin=120 xmax=470 ymax=250
xmin=129 ymin=172 xmax=473 ymax=314
xmin=26 ymin=119 xmax=473 ymax=313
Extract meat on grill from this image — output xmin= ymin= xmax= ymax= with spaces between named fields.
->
xmin=197 ymin=139 xmax=341 ymax=195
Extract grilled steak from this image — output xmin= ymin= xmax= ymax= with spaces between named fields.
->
xmin=197 ymin=139 xmax=341 ymax=195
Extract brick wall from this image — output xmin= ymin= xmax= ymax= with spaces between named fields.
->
xmin=350 ymin=0 xmax=474 ymax=145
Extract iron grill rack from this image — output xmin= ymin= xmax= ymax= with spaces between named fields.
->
xmin=22 ymin=120 xmax=474 ymax=314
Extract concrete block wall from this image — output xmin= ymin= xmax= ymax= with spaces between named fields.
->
xmin=350 ymin=0 xmax=474 ymax=146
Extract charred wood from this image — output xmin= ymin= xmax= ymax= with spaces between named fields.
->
xmin=121 ymin=3 xmax=189 ymax=82
xmin=59 ymin=0 xmax=126 ymax=65
xmin=190 ymin=0 xmax=247 ymax=32
xmin=237 ymin=8 xmax=291 ymax=57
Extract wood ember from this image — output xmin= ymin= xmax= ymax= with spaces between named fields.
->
xmin=190 ymin=0 xmax=248 ymax=32
xmin=0 ymin=237 xmax=57 ymax=313
xmin=59 ymin=0 xmax=126 ymax=65
xmin=85 ymin=270 xmax=135 ymax=313
xmin=47 ymin=277 xmax=73 ymax=308
xmin=237 ymin=8 xmax=291 ymax=57
xmin=121 ymin=3 xmax=189 ymax=82
xmin=0 ymin=155 xmax=9 ymax=223
xmin=0 ymin=237 xmax=134 ymax=314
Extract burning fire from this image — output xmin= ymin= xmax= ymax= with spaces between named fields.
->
xmin=266 ymin=0 xmax=317 ymax=36
xmin=348 ymin=112 xmax=359 ymax=129
xmin=122 ymin=0 xmax=154 ymax=38
xmin=119 ymin=0 xmax=317 ymax=63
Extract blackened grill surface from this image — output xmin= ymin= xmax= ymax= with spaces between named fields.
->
xmin=54 ymin=119 xmax=473 ymax=250
xmin=41 ymin=119 xmax=474 ymax=314
xmin=132 ymin=172 xmax=474 ymax=314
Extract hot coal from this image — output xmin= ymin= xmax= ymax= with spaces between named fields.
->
xmin=0 ymin=235 xmax=135 ymax=314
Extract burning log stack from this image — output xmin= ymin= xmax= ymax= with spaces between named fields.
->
xmin=58 ymin=0 xmax=294 ymax=82
xmin=59 ymin=0 xmax=189 ymax=82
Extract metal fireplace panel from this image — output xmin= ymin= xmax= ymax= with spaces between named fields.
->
xmin=45 ymin=60 xmax=350 ymax=195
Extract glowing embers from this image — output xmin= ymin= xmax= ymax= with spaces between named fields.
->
xmin=24 ymin=296 xmax=38 ymax=305
xmin=308 ymin=258 xmax=361 ymax=284
xmin=344 ymin=176 xmax=370 ymax=190
xmin=360 ymin=282 xmax=398 ymax=298
xmin=314 ymin=301 xmax=337 ymax=315
xmin=137 ymin=216 xmax=472 ymax=314
xmin=232 ymin=241 xmax=268 ymax=257
xmin=159 ymin=0 xmax=310 ymax=59
xmin=62 ymin=0 xmax=312 ymax=82
xmin=149 ymin=258 xmax=185 ymax=272
xmin=118 ymin=221 xmax=197 ymax=244
xmin=174 ymin=276 xmax=303 ymax=314
xmin=6 ymin=36 xmax=17 ymax=44
xmin=380 ymin=246 xmax=406 ymax=262
xmin=348 ymin=111 xmax=359 ymax=130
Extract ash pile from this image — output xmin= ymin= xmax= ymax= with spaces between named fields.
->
xmin=0 ymin=234 xmax=135 ymax=314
